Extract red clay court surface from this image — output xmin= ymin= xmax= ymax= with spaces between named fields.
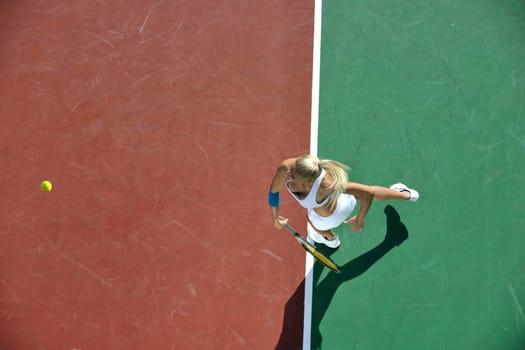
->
xmin=1 ymin=1 xmax=315 ymax=349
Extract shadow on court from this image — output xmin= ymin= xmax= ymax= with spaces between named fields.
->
xmin=274 ymin=279 xmax=305 ymax=350
xmin=275 ymin=205 xmax=409 ymax=350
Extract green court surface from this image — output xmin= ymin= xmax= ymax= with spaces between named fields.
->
xmin=312 ymin=0 xmax=525 ymax=349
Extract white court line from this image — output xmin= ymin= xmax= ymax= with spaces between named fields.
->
xmin=303 ymin=0 xmax=322 ymax=349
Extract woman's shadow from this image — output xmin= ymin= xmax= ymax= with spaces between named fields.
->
xmin=275 ymin=205 xmax=409 ymax=350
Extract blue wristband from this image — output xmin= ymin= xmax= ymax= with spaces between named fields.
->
xmin=268 ymin=191 xmax=280 ymax=207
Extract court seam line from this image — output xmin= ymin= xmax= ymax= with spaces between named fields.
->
xmin=304 ymin=0 xmax=322 ymax=349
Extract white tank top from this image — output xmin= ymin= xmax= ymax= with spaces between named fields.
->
xmin=286 ymin=169 xmax=329 ymax=209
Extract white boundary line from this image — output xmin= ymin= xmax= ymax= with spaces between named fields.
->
xmin=303 ymin=0 xmax=322 ymax=349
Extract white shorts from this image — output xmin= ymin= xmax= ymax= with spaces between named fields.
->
xmin=307 ymin=194 xmax=357 ymax=231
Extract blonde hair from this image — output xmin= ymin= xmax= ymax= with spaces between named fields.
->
xmin=294 ymin=155 xmax=350 ymax=211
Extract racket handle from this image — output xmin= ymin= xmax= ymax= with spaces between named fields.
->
xmin=283 ymin=224 xmax=296 ymax=234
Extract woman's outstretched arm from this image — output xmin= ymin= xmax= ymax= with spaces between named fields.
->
xmin=344 ymin=182 xmax=375 ymax=232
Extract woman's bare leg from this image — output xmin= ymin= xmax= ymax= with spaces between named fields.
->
xmin=370 ymin=186 xmax=410 ymax=201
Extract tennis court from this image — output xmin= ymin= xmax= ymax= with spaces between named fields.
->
xmin=1 ymin=1 xmax=311 ymax=348
xmin=2 ymin=1 xmax=525 ymax=349
xmin=312 ymin=1 xmax=525 ymax=349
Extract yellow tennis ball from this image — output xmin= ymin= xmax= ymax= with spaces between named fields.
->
xmin=40 ymin=180 xmax=53 ymax=192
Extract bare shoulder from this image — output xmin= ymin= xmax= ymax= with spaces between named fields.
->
xmin=278 ymin=157 xmax=298 ymax=172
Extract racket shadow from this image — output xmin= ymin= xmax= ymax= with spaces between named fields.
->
xmin=311 ymin=205 xmax=409 ymax=349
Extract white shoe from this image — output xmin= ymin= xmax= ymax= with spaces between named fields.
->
xmin=307 ymin=223 xmax=340 ymax=249
xmin=390 ymin=183 xmax=419 ymax=202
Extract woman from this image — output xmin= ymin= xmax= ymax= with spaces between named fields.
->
xmin=268 ymin=154 xmax=419 ymax=248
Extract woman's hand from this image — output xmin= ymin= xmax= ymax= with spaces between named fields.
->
xmin=344 ymin=215 xmax=365 ymax=232
xmin=273 ymin=216 xmax=289 ymax=229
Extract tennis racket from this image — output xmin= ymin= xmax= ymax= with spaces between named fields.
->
xmin=284 ymin=224 xmax=340 ymax=273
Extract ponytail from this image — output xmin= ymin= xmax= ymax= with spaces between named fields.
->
xmin=319 ymin=159 xmax=350 ymax=211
